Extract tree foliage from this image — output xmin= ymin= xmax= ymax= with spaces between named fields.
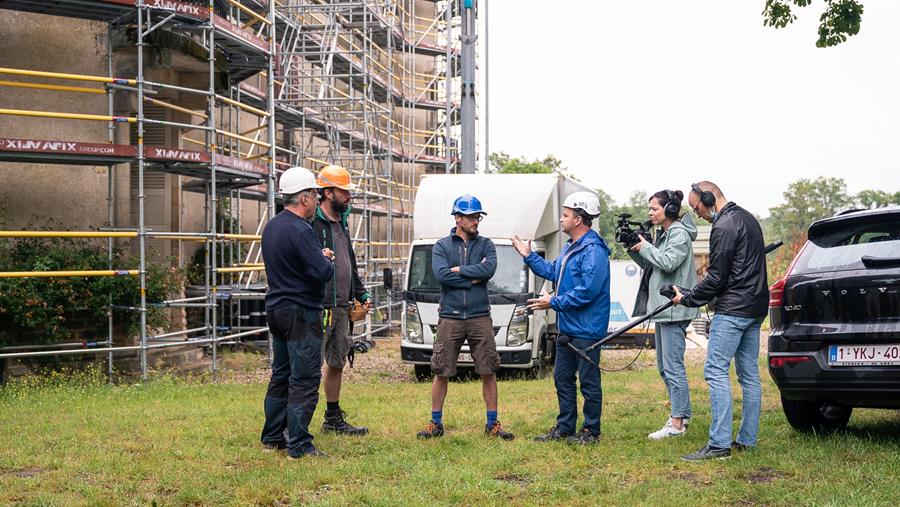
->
xmin=0 ymin=237 xmax=181 ymax=346
xmin=855 ymin=189 xmax=900 ymax=209
xmin=487 ymin=152 xmax=561 ymax=174
xmin=763 ymin=0 xmax=864 ymax=47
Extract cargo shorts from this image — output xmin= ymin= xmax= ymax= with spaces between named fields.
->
xmin=431 ymin=315 xmax=500 ymax=377
xmin=322 ymin=306 xmax=352 ymax=368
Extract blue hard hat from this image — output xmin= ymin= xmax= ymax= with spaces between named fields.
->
xmin=451 ymin=194 xmax=486 ymax=216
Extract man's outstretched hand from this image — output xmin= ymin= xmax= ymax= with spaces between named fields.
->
xmin=511 ymin=235 xmax=532 ymax=258
xmin=526 ymin=293 xmax=552 ymax=311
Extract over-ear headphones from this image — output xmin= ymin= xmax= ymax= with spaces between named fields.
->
xmin=691 ymin=183 xmax=716 ymax=208
xmin=663 ymin=190 xmax=681 ymax=219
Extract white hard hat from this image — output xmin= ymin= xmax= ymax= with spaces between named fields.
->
xmin=562 ymin=191 xmax=601 ymax=216
xmin=278 ymin=166 xmax=320 ymax=194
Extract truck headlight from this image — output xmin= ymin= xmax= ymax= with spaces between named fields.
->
xmin=405 ymin=303 xmax=424 ymax=344
xmin=506 ymin=306 xmax=529 ymax=347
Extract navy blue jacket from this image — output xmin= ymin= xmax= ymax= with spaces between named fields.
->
xmin=262 ymin=210 xmax=334 ymax=312
xmin=432 ymin=228 xmax=497 ymax=319
xmin=525 ymin=229 xmax=611 ymax=340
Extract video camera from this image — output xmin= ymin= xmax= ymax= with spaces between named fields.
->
xmin=614 ymin=213 xmax=652 ymax=248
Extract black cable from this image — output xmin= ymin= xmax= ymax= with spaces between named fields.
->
xmin=599 ymin=318 xmax=650 ymax=373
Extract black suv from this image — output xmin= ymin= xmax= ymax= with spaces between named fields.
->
xmin=768 ymin=206 xmax=900 ymax=432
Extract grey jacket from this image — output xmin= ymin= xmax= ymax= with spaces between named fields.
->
xmin=628 ymin=213 xmax=701 ymax=323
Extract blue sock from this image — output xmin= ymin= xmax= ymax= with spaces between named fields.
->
xmin=487 ymin=410 xmax=497 ymax=427
xmin=432 ymin=410 xmax=442 ymax=425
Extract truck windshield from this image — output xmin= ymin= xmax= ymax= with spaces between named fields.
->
xmin=407 ymin=244 xmax=527 ymax=294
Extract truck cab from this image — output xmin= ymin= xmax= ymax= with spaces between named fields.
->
xmin=401 ymin=238 xmax=554 ymax=378
xmin=399 ymin=173 xmax=597 ymax=378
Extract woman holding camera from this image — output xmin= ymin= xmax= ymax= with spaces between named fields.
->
xmin=628 ymin=190 xmax=699 ymax=440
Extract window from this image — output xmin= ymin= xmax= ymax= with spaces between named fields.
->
xmin=407 ymin=244 xmax=528 ymax=294
xmin=795 ymin=220 xmax=900 ymax=274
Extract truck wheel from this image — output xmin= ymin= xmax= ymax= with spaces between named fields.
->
xmin=781 ymin=396 xmax=852 ymax=432
xmin=414 ymin=365 xmax=432 ymax=382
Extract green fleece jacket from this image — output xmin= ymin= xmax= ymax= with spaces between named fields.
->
xmin=628 ymin=213 xmax=701 ymax=323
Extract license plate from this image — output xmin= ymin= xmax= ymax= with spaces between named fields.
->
xmin=828 ymin=344 xmax=900 ymax=366
xmin=458 ymin=352 xmax=473 ymax=363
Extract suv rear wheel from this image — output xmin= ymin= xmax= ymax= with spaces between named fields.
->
xmin=781 ymin=396 xmax=852 ymax=432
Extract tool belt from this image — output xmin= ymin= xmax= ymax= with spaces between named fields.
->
xmin=349 ymin=300 xmax=369 ymax=322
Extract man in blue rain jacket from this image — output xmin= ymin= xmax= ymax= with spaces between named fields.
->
xmin=513 ymin=191 xmax=610 ymax=444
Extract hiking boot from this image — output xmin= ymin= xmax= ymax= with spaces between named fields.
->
xmin=485 ymin=420 xmax=515 ymax=440
xmin=261 ymin=441 xmax=286 ymax=452
xmin=288 ymin=446 xmax=327 ymax=459
xmin=322 ymin=410 xmax=368 ymax=436
xmin=731 ymin=441 xmax=753 ymax=453
xmin=682 ymin=445 xmax=731 ymax=461
xmin=648 ymin=419 xmax=686 ymax=440
xmin=533 ymin=424 xmax=569 ymax=442
xmin=416 ymin=421 xmax=444 ymax=439
xmin=566 ymin=428 xmax=600 ymax=445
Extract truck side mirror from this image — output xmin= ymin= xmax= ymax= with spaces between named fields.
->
xmin=383 ymin=268 xmax=393 ymax=290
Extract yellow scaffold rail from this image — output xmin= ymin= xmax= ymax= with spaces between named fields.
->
xmin=0 ymin=231 xmax=260 ymax=241
xmin=0 ymin=231 xmax=138 ymax=238
xmin=216 ymin=266 xmax=265 ymax=274
xmin=0 ymin=80 xmax=105 ymax=94
xmin=0 ymin=108 xmax=135 ymax=123
xmin=0 ymin=270 xmax=139 ymax=278
xmin=0 ymin=67 xmax=137 ymax=86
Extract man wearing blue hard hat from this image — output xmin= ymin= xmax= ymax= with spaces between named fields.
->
xmin=417 ymin=194 xmax=514 ymax=440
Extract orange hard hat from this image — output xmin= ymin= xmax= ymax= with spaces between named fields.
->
xmin=316 ymin=164 xmax=357 ymax=191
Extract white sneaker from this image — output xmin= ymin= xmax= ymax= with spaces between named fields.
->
xmin=648 ymin=419 xmax=686 ymax=440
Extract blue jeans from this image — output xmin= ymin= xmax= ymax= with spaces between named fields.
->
xmin=261 ymin=305 xmax=323 ymax=457
xmin=554 ymin=336 xmax=602 ymax=436
xmin=655 ymin=320 xmax=692 ymax=420
xmin=704 ymin=314 xmax=764 ymax=449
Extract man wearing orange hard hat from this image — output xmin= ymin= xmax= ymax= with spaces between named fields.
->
xmin=311 ymin=164 xmax=371 ymax=436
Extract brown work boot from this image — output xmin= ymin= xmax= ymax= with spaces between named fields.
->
xmin=416 ymin=421 xmax=444 ymax=439
xmin=485 ymin=420 xmax=515 ymax=440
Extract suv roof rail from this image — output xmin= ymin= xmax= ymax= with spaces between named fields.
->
xmin=836 ymin=208 xmax=866 ymax=216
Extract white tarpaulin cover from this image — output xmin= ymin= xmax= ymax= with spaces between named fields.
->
xmin=414 ymin=173 xmax=591 ymax=241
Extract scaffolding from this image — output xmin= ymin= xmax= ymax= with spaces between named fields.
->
xmin=0 ymin=0 xmax=468 ymax=379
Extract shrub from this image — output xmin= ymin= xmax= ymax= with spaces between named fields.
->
xmin=0 ymin=236 xmax=182 ymax=346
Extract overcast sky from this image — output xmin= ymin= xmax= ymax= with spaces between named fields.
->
xmin=484 ymin=0 xmax=900 ymax=217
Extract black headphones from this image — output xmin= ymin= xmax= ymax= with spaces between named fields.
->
xmin=691 ymin=183 xmax=716 ymax=208
xmin=662 ymin=190 xmax=681 ymax=219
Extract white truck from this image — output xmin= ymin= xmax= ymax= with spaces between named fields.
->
xmin=399 ymin=173 xmax=604 ymax=378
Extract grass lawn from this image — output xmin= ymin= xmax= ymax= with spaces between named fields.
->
xmin=1 ymin=339 xmax=898 ymax=506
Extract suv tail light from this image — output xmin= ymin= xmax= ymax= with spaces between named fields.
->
xmin=769 ymin=277 xmax=786 ymax=308
xmin=769 ymin=241 xmax=809 ymax=308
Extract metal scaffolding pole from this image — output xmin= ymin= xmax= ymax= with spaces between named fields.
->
xmin=137 ymin=2 xmax=149 ymax=380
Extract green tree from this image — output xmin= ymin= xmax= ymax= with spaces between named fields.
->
xmin=766 ymin=176 xmax=852 ymax=278
xmin=855 ymin=189 xmax=900 ymax=208
xmin=487 ymin=152 xmax=561 ymax=174
xmin=763 ymin=0 xmax=864 ymax=47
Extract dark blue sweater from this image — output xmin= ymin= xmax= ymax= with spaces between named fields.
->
xmin=262 ymin=210 xmax=334 ymax=312
xmin=432 ymin=229 xmax=497 ymax=319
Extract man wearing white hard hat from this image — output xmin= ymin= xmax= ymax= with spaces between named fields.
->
xmin=512 ymin=191 xmax=611 ymax=445
xmin=260 ymin=166 xmax=336 ymax=459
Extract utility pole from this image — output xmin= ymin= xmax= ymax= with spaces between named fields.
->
xmin=460 ymin=0 xmax=477 ymax=174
